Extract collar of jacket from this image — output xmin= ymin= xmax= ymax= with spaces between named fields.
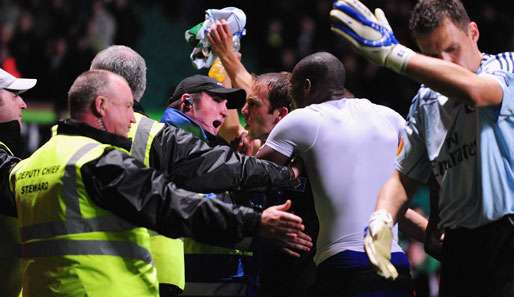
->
xmin=160 ymin=107 xmax=209 ymax=141
xmin=133 ymin=100 xmax=147 ymax=116
xmin=56 ymin=119 xmax=132 ymax=151
xmin=160 ymin=108 xmax=229 ymax=146
xmin=0 ymin=120 xmax=22 ymax=156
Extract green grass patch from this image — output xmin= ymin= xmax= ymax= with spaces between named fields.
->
xmin=22 ymin=110 xmax=56 ymax=124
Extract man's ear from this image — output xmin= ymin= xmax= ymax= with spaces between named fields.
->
xmin=304 ymin=78 xmax=312 ymax=96
xmin=275 ymin=106 xmax=289 ymax=122
xmin=93 ymin=95 xmax=106 ymax=117
xmin=468 ymin=21 xmax=479 ymax=43
xmin=180 ymin=94 xmax=193 ymax=112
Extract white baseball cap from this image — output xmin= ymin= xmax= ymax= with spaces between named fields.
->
xmin=0 ymin=68 xmax=37 ymax=93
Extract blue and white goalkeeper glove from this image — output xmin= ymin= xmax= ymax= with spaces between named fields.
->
xmin=364 ymin=209 xmax=398 ymax=279
xmin=330 ymin=0 xmax=414 ymax=73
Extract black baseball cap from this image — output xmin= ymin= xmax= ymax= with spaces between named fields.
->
xmin=169 ymin=75 xmax=246 ymax=109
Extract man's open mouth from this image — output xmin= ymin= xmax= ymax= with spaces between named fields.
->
xmin=212 ymin=120 xmax=223 ymax=128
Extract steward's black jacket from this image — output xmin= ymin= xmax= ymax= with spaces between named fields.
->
xmin=139 ymin=110 xmax=294 ymax=193
xmin=0 ymin=143 xmax=18 ymax=215
xmin=0 ymin=120 xmax=267 ymax=246
xmin=0 ymin=121 xmax=21 ymax=215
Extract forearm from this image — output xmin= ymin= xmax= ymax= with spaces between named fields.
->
xmin=153 ymin=126 xmax=245 ymax=191
xmin=218 ymin=51 xmax=253 ymax=95
xmin=154 ymin=127 xmax=293 ymax=192
xmin=208 ymin=21 xmax=253 ymax=94
xmin=84 ymin=149 xmax=261 ymax=244
xmin=218 ymin=110 xmax=243 ymax=142
xmin=406 ymin=54 xmax=502 ymax=107
xmin=153 ymin=185 xmax=261 ymax=243
xmin=172 ymin=146 xmax=294 ymax=192
xmin=399 ymin=208 xmax=428 ymax=242
xmin=375 ymin=170 xmax=419 ymax=223
xmin=329 ymin=1 xmax=502 ymax=107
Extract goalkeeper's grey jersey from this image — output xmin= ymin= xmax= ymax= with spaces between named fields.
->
xmin=397 ymin=53 xmax=514 ymax=230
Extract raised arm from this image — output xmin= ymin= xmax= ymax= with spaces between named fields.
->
xmin=208 ymin=20 xmax=253 ymax=95
xmin=405 ymin=54 xmax=502 ymax=107
xmin=329 ymin=0 xmax=503 ymax=107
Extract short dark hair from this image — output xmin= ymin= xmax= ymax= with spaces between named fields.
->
xmin=290 ymin=52 xmax=346 ymax=106
xmin=68 ymin=70 xmax=112 ymax=119
xmin=409 ymin=0 xmax=470 ymax=35
xmin=253 ymin=72 xmax=292 ymax=113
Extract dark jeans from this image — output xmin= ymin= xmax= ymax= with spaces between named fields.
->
xmin=256 ymin=246 xmax=317 ymax=297
xmin=312 ymin=251 xmax=413 ymax=297
xmin=440 ymin=215 xmax=514 ymax=297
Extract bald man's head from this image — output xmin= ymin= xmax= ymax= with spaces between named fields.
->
xmin=290 ymin=52 xmax=346 ymax=108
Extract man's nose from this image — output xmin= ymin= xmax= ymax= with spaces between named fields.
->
xmin=241 ymin=103 xmax=249 ymax=117
xmin=18 ymin=96 xmax=28 ymax=109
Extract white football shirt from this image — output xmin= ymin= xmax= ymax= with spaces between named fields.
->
xmin=265 ymin=98 xmax=405 ymax=265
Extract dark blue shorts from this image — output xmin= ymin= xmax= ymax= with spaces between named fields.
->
xmin=312 ymin=250 xmax=413 ymax=297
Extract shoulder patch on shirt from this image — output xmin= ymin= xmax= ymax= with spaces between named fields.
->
xmin=396 ymin=136 xmax=404 ymax=156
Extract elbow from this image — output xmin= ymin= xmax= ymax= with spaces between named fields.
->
xmin=469 ymin=91 xmax=493 ymax=107
xmin=472 ymin=97 xmax=501 ymax=108
xmin=465 ymin=82 xmax=502 ymax=107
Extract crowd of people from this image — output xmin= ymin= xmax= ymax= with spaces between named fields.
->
xmin=1 ymin=0 xmax=514 ymax=297
xmin=0 ymin=0 xmax=141 ymax=112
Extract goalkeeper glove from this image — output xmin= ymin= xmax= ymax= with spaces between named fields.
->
xmin=364 ymin=209 xmax=399 ymax=279
xmin=330 ymin=0 xmax=414 ymax=73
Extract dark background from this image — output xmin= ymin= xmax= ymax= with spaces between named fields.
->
xmin=1 ymin=0 xmax=513 ymax=117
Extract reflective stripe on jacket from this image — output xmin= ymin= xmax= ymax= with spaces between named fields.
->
xmin=0 ymin=141 xmax=13 ymax=155
xmin=10 ymin=134 xmax=158 ymax=297
xmin=128 ymin=112 xmax=185 ymax=290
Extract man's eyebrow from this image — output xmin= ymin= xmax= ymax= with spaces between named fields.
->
xmin=212 ymin=95 xmax=227 ymax=101
xmin=247 ymin=96 xmax=262 ymax=103
xmin=5 ymin=89 xmax=22 ymax=96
